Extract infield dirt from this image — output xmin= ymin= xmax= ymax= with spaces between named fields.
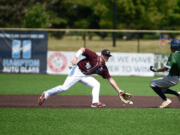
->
xmin=0 ymin=95 xmax=180 ymax=108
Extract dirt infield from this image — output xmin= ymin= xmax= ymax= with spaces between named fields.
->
xmin=0 ymin=95 xmax=180 ymax=108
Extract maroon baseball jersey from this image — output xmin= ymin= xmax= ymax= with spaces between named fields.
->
xmin=77 ymin=48 xmax=111 ymax=79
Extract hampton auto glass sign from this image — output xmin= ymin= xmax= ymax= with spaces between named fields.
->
xmin=0 ymin=30 xmax=47 ymax=74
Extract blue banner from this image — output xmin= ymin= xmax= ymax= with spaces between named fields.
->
xmin=0 ymin=30 xmax=47 ymax=74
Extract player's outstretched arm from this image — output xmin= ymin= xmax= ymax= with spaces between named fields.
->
xmin=108 ymin=77 xmax=133 ymax=104
xmin=108 ymin=77 xmax=122 ymax=93
xmin=150 ymin=66 xmax=168 ymax=72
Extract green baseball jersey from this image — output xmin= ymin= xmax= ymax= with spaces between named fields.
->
xmin=166 ymin=51 xmax=180 ymax=76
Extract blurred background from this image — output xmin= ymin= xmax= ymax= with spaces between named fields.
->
xmin=1 ymin=0 xmax=180 ymax=76
xmin=1 ymin=0 xmax=180 ymax=54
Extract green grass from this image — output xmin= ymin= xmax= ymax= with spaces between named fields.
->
xmin=0 ymin=73 xmax=180 ymax=96
xmin=2 ymin=73 xmax=180 ymax=96
xmin=0 ymin=73 xmax=180 ymax=135
xmin=0 ymin=108 xmax=180 ymax=135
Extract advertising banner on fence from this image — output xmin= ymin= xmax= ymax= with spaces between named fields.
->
xmin=106 ymin=53 xmax=154 ymax=76
xmin=47 ymin=51 xmax=75 ymax=74
xmin=0 ymin=30 xmax=48 ymax=74
xmin=47 ymin=51 xmax=154 ymax=76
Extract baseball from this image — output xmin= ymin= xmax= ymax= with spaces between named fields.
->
xmin=129 ymin=101 xmax=133 ymax=105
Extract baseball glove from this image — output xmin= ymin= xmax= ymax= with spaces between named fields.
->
xmin=119 ymin=92 xmax=132 ymax=104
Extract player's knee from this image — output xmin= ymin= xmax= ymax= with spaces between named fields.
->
xmin=97 ymin=82 xmax=100 ymax=89
xmin=150 ymin=81 xmax=156 ymax=88
xmin=93 ymin=81 xmax=100 ymax=89
xmin=57 ymin=85 xmax=69 ymax=91
xmin=62 ymin=86 xmax=69 ymax=91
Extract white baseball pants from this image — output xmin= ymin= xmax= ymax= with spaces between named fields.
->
xmin=44 ymin=65 xmax=100 ymax=103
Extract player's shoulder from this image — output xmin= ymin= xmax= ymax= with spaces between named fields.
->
xmin=85 ymin=48 xmax=94 ymax=53
xmin=84 ymin=48 xmax=97 ymax=56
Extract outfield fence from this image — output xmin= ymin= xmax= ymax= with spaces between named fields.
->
xmin=0 ymin=28 xmax=180 ymax=53
xmin=0 ymin=28 xmax=178 ymax=76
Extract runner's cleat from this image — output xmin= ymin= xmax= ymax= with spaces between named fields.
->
xmin=159 ymin=99 xmax=172 ymax=108
xmin=177 ymin=92 xmax=180 ymax=101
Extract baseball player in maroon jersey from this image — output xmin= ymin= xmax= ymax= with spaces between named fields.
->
xmin=39 ymin=48 xmax=132 ymax=108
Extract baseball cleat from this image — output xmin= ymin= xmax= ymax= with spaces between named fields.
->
xmin=39 ymin=93 xmax=46 ymax=105
xmin=91 ymin=102 xmax=106 ymax=108
xmin=177 ymin=92 xmax=180 ymax=101
xmin=159 ymin=99 xmax=172 ymax=108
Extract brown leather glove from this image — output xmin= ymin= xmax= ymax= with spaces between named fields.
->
xmin=119 ymin=92 xmax=132 ymax=104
